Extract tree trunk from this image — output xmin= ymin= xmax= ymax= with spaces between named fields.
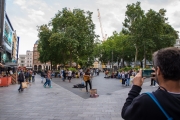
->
xmin=50 ymin=61 xmax=52 ymax=70
xmin=121 ymin=58 xmax=125 ymax=68
xmin=118 ymin=60 xmax=120 ymax=70
xmin=69 ymin=51 xmax=72 ymax=67
xmin=76 ymin=61 xmax=78 ymax=69
xmin=140 ymin=61 xmax=143 ymax=68
xmin=144 ymin=53 xmax=146 ymax=69
xmin=134 ymin=45 xmax=138 ymax=67
xmin=143 ymin=44 xmax=146 ymax=69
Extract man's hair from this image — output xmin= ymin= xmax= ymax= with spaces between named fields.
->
xmin=153 ymin=47 xmax=180 ymax=81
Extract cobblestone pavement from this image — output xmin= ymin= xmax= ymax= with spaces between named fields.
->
xmin=0 ymin=73 xmax=157 ymax=120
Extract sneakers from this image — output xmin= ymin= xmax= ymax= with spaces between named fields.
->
xmin=50 ymin=86 xmax=52 ymax=88
xmin=44 ymin=85 xmax=46 ymax=88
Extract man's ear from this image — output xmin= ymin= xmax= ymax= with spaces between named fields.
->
xmin=156 ymin=66 xmax=161 ymax=75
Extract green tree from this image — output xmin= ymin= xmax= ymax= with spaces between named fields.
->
xmin=49 ymin=8 xmax=97 ymax=68
xmin=122 ymin=1 xmax=144 ymax=66
xmin=122 ymin=2 xmax=178 ymax=67
xmin=37 ymin=24 xmax=52 ymax=69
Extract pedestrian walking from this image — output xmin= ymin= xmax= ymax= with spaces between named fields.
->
xmin=62 ymin=69 xmax=66 ymax=81
xmin=150 ymin=72 xmax=156 ymax=87
xmin=32 ymin=71 xmax=35 ymax=82
xmin=121 ymin=71 xmax=125 ymax=86
xmin=18 ymin=71 xmax=24 ymax=92
xmin=41 ymin=70 xmax=45 ymax=83
xmin=44 ymin=70 xmax=52 ymax=88
xmin=24 ymin=70 xmax=29 ymax=82
xmin=67 ymin=69 xmax=72 ymax=83
xmin=125 ymin=71 xmax=131 ymax=86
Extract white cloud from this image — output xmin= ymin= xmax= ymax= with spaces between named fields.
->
xmin=6 ymin=0 xmax=180 ymax=54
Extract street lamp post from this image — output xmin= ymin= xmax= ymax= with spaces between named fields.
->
xmin=112 ymin=50 xmax=113 ymax=73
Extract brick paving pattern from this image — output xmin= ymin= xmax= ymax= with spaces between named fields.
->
xmin=0 ymin=73 xmax=157 ymax=120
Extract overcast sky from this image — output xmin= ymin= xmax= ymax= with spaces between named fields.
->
xmin=6 ymin=0 xmax=180 ymax=54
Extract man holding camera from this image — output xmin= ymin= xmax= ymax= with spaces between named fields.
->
xmin=121 ymin=47 xmax=180 ymax=120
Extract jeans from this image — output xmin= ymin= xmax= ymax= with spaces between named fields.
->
xmin=18 ymin=82 xmax=23 ymax=91
xmin=151 ymin=79 xmax=156 ymax=86
xmin=41 ymin=77 xmax=44 ymax=82
xmin=29 ymin=77 xmax=31 ymax=82
xmin=122 ymin=78 xmax=125 ymax=84
xmin=126 ymin=78 xmax=130 ymax=86
xmin=44 ymin=78 xmax=51 ymax=87
xmin=85 ymin=80 xmax=92 ymax=92
xmin=32 ymin=76 xmax=35 ymax=82
xmin=63 ymin=76 xmax=66 ymax=81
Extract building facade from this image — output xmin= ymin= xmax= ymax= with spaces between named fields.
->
xmin=33 ymin=40 xmax=51 ymax=71
xmin=25 ymin=50 xmax=33 ymax=69
xmin=18 ymin=55 xmax=26 ymax=67
xmin=0 ymin=0 xmax=19 ymax=66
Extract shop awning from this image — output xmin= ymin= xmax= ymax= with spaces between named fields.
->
xmin=4 ymin=62 xmax=18 ymax=67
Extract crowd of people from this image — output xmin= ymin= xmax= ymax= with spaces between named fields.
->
xmin=104 ymin=69 xmax=137 ymax=86
xmin=16 ymin=47 xmax=180 ymax=119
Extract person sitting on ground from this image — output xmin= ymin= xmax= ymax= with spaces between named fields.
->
xmin=121 ymin=47 xmax=180 ymax=120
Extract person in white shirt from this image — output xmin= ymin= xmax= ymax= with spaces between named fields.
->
xmin=67 ymin=69 xmax=72 ymax=83
xmin=96 ymin=68 xmax=99 ymax=75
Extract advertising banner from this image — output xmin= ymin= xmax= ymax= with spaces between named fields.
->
xmin=3 ymin=13 xmax=13 ymax=54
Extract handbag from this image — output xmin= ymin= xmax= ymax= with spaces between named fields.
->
xmin=22 ymin=82 xmax=28 ymax=88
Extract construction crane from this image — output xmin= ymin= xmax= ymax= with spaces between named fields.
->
xmin=97 ymin=9 xmax=107 ymax=41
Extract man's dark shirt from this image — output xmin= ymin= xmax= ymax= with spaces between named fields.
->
xmin=121 ymin=85 xmax=180 ymax=120
xmin=18 ymin=72 xmax=24 ymax=82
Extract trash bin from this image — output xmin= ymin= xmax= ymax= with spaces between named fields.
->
xmin=0 ymin=77 xmax=12 ymax=87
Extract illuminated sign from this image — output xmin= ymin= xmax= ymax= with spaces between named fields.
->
xmin=3 ymin=21 xmax=12 ymax=47
xmin=3 ymin=13 xmax=14 ymax=54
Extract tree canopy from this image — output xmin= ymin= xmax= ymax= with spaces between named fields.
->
xmin=37 ymin=8 xmax=97 ymax=68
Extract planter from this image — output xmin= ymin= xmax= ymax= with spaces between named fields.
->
xmin=0 ymin=77 xmax=12 ymax=87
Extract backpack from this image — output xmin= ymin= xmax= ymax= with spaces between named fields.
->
xmin=146 ymin=92 xmax=173 ymax=120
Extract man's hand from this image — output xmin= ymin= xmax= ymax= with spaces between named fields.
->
xmin=133 ymin=69 xmax=144 ymax=87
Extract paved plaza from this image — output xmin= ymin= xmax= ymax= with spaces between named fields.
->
xmin=0 ymin=73 xmax=157 ymax=120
